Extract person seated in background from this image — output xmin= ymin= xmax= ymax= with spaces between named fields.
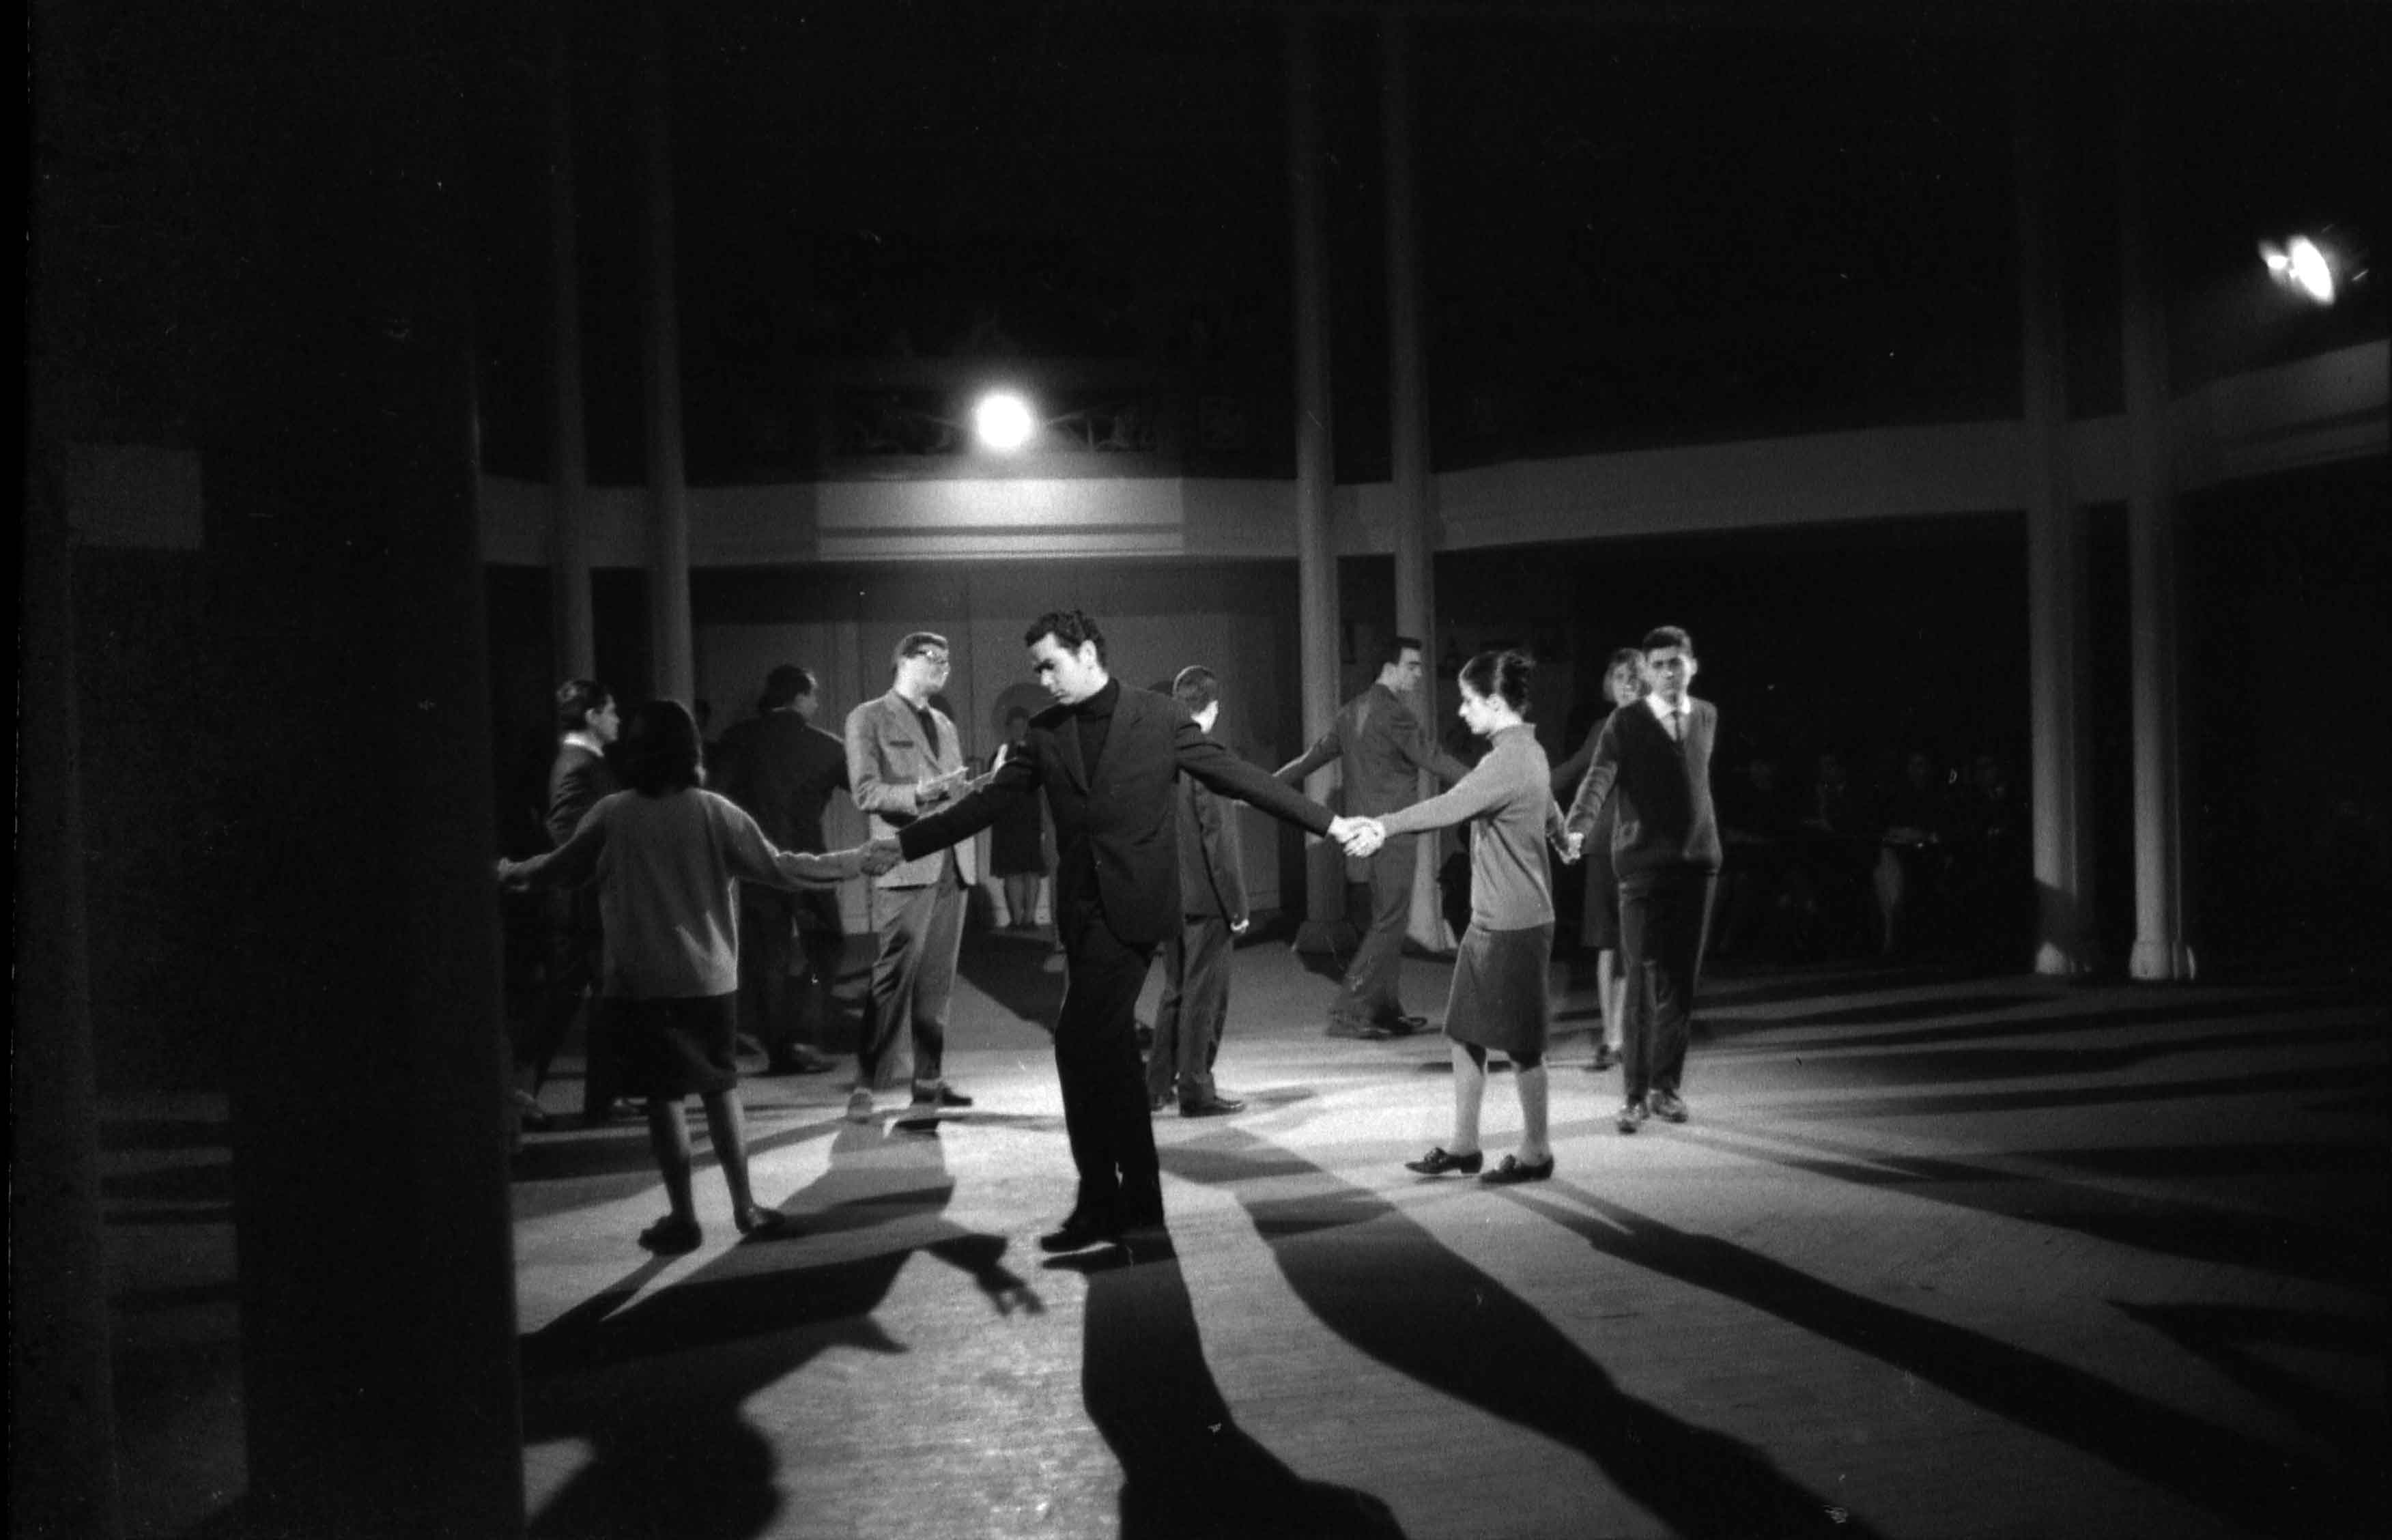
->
xmin=1802 ymin=750 xmax=1877 ymax=957
xmin=1946 ymin=751 xmax=2032 ymax=962
xmin=1875 ymin=747 xmax=1951 ymax=956
xmin=1714 ymin=753 xmax=1818 ymax=964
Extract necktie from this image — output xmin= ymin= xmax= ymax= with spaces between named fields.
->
xmin=1670 ymin=709 xmax=1683 ymax=744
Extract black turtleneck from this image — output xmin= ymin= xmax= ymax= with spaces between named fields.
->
xmin=1072 ymin=676 xmax=1120 ymax=775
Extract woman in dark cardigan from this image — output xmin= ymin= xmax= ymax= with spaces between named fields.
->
xmin=1371 ymin=651 xmax=1573 ymax=1185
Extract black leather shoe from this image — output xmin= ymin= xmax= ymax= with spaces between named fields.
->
xmin=1148 ymin=1090 xmax=1171 ymax=1114
xmin=1480 ymin=1153 xmax=1556 ymax=1184
xmin=1179 ymin=1095 xmax=1245 ymax=1117
xmin=1649 ymin=1089 xmax=1689 ymax=1124
xmin=1589 ymin=1044 xmax=1621 ymax=1072
xmin=1038 ymin=1212 xmax=1121 ymax=1253
xmin=1616 ymin=1100 xmax=1649 ymax=1134
xmin=917 ymin=1085 xmax=974 ymax=1109
xmin=1404 ymin=1145 xmax=1484 ymax=1175
xmin=763 ymin=1045 xmax=838 ymax=1076
xmin=1389 ymin=1014 xmax=1429 ymax=1036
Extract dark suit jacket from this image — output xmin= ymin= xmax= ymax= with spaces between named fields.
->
xmin=544 ymin=741 xmax=620 ymax=935
xmin=1563 ymin=696 xmax=1722 ymax=880
xmin=897 ymin=682 xmax=1329 ymax=946
xmin=1275 ymin=681 xmax=1471 ymax=816
xmin=1176 ymin=773 xmax=1246 ymax=923
xmin=725 ymin=711 xmax=849 ymax=853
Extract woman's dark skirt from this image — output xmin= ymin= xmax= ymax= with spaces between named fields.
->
xmin=601 ymin=992 xmax=739 ymax=1100
xmin=1442 ymin=923 xmax=1555 ymax=1057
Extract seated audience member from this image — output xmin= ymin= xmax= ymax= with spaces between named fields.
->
xmin=1947 ymin=751 xmax=2032 ymax=960
xmin=1874 ymin=747 xmax=1951 ymax=956
xmin=1715 ymin=753 xmax=1817 ymax=962
xmin=1803 ymin=750 xmax=1877 ymax=956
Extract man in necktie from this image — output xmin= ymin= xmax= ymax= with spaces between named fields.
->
xmin=845 ymin=632 xmax=980 ymax=1126
xmin=1562 ymin=626 xmax=1722 ymax=1132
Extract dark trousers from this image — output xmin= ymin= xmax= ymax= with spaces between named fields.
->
xmin=1057 ymin=898 xmax=1163 ymax=1224
xmin=517 ymin=894 xmax=618 ymax=1115
xmin=1336 ymin=834 xmax=1418 ymax=1027
xmin=859 ymin=866 xmax=965 ymax=1094
xmin=739 ymin=886 xmax=844 ymax=1056
xmin=1147 ymin=914 xmax=1231 ymax=1108
xmin=1618 ymin=866 xmax=1717 ymax=1104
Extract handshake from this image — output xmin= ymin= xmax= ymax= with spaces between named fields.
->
xmin=913 ymin=765 xmax=972 ymax=808
xmin=1328 ymin=816 xmax=1386 ymax=858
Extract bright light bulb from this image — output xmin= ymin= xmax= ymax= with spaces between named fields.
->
xmin=2260 ymin=235 xmax=2337 ymax=306
xmin=975 ymin=393 xmax=1036 ymax=451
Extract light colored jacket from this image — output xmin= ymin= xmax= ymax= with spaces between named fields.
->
xmin=845 ymin=689 xmax=981 ymax=887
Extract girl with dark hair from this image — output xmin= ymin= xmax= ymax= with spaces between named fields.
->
xmin=500 ymin=700 xmax=885 ymax=1253
xmin=1370 ymin=651 xmax=1573 ymax=1184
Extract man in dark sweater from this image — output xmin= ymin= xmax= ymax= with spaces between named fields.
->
xmin=874 ymin=611 xmax=1362 ymax=1251
xmin=1562 ymin=627 xmax=1722 ymax=1133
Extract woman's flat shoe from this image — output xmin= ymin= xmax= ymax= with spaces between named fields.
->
xmin=1480 ymin=1154 xmax=1555 ymax=1184
xmin=734 ymin=1205 xmax=795 ymax=1238
xmin=637 ymin=1214 xmax=702 ymax=1255
xmin=1404 ymin=1146 xmax=1484 ymax=1175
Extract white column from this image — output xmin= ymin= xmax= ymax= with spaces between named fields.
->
xmin=2016 ymin=51 xmax=2098 ymax=975
xmin=1381 ymin=14 xmax=1449 ymax=950
xmin=639 ymin=10 xmax=694 ymax=705
xmin=2120 ymin=59 xmax=2196 ymax=981
xmin=1288 ymin=8 xmax=1350 ymax=947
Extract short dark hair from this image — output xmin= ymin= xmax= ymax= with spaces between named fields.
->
xmin=892 ymin=631 xmax=949 ymax=668
xmin=1172 ymin=665 xmax=1219 ymax=713
xmin=1460 ymin=648 xmax=1535 ymax=713
xmin=618 ymin=700 xmax=703 ymax=796
xmin=759 ymin=664 xmax=816 ymax=712
xmin=1642 ymin=625 xmax=1695 ymax=657
xmin=555 ymin=678 xmax=612 ymax=735
xmin=1025 ymin=610 xmax=1105 ymax=664
xmin=1380 ymin=634 xmax=1425 ymax=670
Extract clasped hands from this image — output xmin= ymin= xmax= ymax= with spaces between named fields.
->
xmin=1328 ymin=816 xmax=1385 ymax=858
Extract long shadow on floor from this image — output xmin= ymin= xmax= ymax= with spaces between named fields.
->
xmin=1743 ymin=1018 xmax=2388 ymax=1092
xmin=1683 ymin=1126 xmax=2389 ymax=1292
xmin=1051 ymin=1238 xmax=1408 ymax=1540
xmin=1503 ymin=1181 xmax=2369 ymax=1537
xmin=1757 ymin=1062 xmax=2386 ymax=1122
xmin=1161 ymin=1130 xmax=1879 ymax=1539
xmin=517 ymin=1126 xmax=1038 ymax=1540
xmin=1753 ymin=990 xmax=2387 ymax=1056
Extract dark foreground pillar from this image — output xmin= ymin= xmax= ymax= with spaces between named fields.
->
xmin=198 ymin=7 xmax=522 ymax=1535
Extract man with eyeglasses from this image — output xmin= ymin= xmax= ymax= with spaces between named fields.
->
xmin=845 ymin=632 xmax=979 ymax=1127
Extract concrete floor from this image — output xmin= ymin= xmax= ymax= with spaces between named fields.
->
xmin=100 ymin=930 xmax=2390 ymax=1538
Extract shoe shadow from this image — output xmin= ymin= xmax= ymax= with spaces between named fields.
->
xmin=1048 ymin=1236 xmax=1410 ymax=1540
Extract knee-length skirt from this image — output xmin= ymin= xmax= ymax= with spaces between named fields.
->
xmin=1441 ymin=922 xmax=1554 ymax=1058
xmin=601 ymin=992 xmax=739 ymax=1100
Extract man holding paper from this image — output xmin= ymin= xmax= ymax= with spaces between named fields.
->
xmin=844 ymin=631 xmax=981 ymax=1126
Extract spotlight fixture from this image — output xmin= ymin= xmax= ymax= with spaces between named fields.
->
xmin=2258 ymin=231 xmax=2346 ymax=306
xmin=973 ymin=391 xmax=1037 ymax=452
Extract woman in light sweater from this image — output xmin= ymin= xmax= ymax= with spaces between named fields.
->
xmin=1369 ymin=651 xmax=1572 ymax=1184
xmin=500 ymin=699 xmax=884 ymax=1253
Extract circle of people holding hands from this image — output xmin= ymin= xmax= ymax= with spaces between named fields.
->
xmin=498 ymin=610 xmax=1719 ymax=1256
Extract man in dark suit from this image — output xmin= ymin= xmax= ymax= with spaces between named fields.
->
xmin=724 ymin=664 xmax=849 ymax=1076
xmin=1562 ymin=626 xmax=1722 ymax=1135
xmin=515 ymin=678 xmax=624 ymax=1129
xmin=1276 ymin=635 xmax=1472 ymax=1039
xmin=1145 ymin=666 xmax=1251 ymax=1119
xmin=877 ymin=611 xmax=1365 ymax=1251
